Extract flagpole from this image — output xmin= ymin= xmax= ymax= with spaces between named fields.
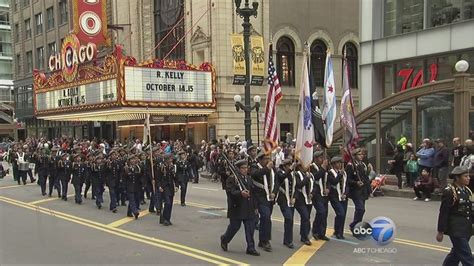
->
xmin=146 ymin=109 xmax=156 ymax=194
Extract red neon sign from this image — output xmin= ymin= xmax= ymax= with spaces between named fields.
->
xmin=397 ymin=63 xmax=438 ymax=92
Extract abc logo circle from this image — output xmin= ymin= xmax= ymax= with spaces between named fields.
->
xmin=369 ymin=217 xmax=396 ymax=246
xmin=352 ymin=222 xmax=372 ymax=241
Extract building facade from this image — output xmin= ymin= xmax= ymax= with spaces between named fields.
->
xmin=360 ymin=0 xmax=474 ymax=144
xmin=0 ymin=0 xmax=14 ymax=139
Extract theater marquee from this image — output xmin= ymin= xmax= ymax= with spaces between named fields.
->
xmin=124 ymin=66 xmax=213 ymax=104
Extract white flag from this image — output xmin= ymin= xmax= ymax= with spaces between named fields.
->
xmin=143 ymin=113 xmax=150 ymax=146
xmin=295 ymin=53 xmax=314 ymax=169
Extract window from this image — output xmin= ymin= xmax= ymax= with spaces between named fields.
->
xmin=14 ymin=23 xmax=19 ymax=42
xmin=46 ymin=7 xmax=54 ymax=30
xmin=276 ymin=37 xmax=295 ymax=86
xmin=59 ymin=0 xmax=68 ymax=25
xmin=25 ymin=51 xmax=32 ymax=73
xmin=344 ymin=42 xmax=358 ymax=88
xmin=21 ymin=0 xmax=29 ymax=7
xmin=427 ymin=0 xmax=474 ymax=28
xmin=0 ymin=11 xmax=9 ymax=26
xmin=384 ymin=0 xmax=424 ymax=37
xmin=310 ymin=40 xmax=327 ymax=87
xmin=48 ymin=42 xmax=56 ymax=56
xmin=0 ymin=30 xmax=12 ymax=56
xmin=36 ymin=47 xmax=44 ymax=70
xmin=16 ymin=54 xmax=21 ymax=74
xmin=35 ymin=13 xmax=43 ymax=35
xmin=25 ymin=19 xmax=31 ymax=39
xmin=154 ymin=0 xmax=185 ymax=60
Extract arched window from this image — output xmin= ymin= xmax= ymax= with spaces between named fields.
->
xmin=344 ymin=42 xmax=358 ymax=88
xmin=276 ymin=37 xmax=295 ymax=86
xmin=310 ymin=40 xmax=327 ymax=87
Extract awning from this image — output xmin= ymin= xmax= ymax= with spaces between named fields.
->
xmin=38 ymin=107 xmax=216 ymax=122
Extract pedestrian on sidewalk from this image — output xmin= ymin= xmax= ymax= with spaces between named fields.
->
xmin=406 ymin=154 xmax=419 ymax=188
xmin=413 ymin=168 xmax=434 ymax=202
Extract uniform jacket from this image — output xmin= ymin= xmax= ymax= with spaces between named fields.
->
xmin=176 ymin=159 xmax=191 ymax=183
xmin=156 ymin=163 xmax=178 ymax=195
xmin=57 ymin=160 xmax=72 ymax=181
xmin=437 ymin=185 xmax=473 ymax=238
xmin=274 ymin=167 xmax=296 ymax=207
xmin=71 ymin=162 xmax=87 ymax=185
xmin=346 ymin=161 xmax=371 ymax=200
xmin=310 ymin=163 xmax=328 ymax=200
xmin=249 ymin=162 xmax=275 ymax=204
xmin=226 ymin=173 xmax=257 ymax=220
xmin=106 ymin=160 xmax=122 ymax=188
xmin=327 ymin=168 xmax=348 ymax=202
xmin=124 ymin=164 xmax=142 ymax=193
xmin=294 ymin=170 xmax=314 ymax=206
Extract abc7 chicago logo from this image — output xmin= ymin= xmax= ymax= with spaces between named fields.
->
xmin=353 ymin=217 xmax=396 ymax=246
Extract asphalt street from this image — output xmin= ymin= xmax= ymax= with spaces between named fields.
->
xmin=0 ymin=169 xmax=468 ymax=265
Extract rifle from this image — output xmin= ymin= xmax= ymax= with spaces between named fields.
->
xmin=220 ymin=152 xmax=248 ymax=192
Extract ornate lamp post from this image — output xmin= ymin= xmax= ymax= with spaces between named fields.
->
xmin=234 ymin=0 xmax=259 ymax=146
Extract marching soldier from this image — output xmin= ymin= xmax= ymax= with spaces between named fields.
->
xmin=117 ymin=148 xmax=128 ymax=206
xmin=218 ymin=149 xmax=237 ymax=190
xmin=58 ymin=153 xmax=72 ymax=201
xmin=293 ymin=161 xmax=313 ymax=246
xmin=346 ymin=148 xmax=371 ymax=234
xmin=176 ymin=150 xmax=191 ymax=206
xmin=36 ymin=147 xmax=50 ymax=196
xmin=48 ymin=147 xmax=61 ymax=198
xmin=247 ymin=145 xmax=258 ymax=165
xmin=71 ymin=154 xmax=86 ymax=204
xmin=437 ymin=166 xmax=473 ymax=265
xmin=106 ymin=150 xmax=122 ymax=213
xmin=220 ymin=159 xmax=260 ymax=256
xmin=250 ymin=151 xmax=275 ymax=252
xmin=327 ymin=156 xmax=348 ymax=239
xmin=91 ymin=154 xmax=106 ymax=209
xmin=125 ymin=154 xmax=142 ymax=219
xmin=310 ymin=151 xmax=330 ymax=241
xmin=15 ymin=146 xmax=31 ymax=185
xmin=275 ymin=159 xmax=297 ymax=248
xmin=157 ymin=154 xmax=178 ymax=225
xmin=84 ymin=153 xmax=95 ymax=200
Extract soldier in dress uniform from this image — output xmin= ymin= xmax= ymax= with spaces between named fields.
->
xmin=117 ymin=148 xmax=128 ymax=206
xmin=156 ymin=153 xmax=178 ymax=225
xmin=275 ymin=159 xmax=297 ymax=248
xmin=150 ymin=147 xmax=163 ymax=214
xmin=327 ymin=156 xmax=348 ymax=239
xmin=310 ymin=150 xmax=330 ymax=241
xmin=57 ymin=153 xmax=72 ymax=201
xmin=35 ymin=147 xmax=50 ymax=196
xmin=220 ymin=159 xmax=260 ymax=256
xmin=218 ymin=149 xmax=237 ymax=190
xmin=84 ymin=153 xmax=95 ymax=200
xmin=437 ymin=166 xmax=474 ymax=265
xmin=346 ymin=148 xmax=371 ymax=234
xmin=106 ymin=149 xmax=122 ymax=213
xmin=250 ymin=151 xmax=275 ymax=252
xmin=293 ymin=161 xmax=314 ymax=246
xmin=91 ymin=154 xmax=106 ymax=209
xmin=176 ymin=150 xmax=191 ymax=206
xmin=247 ymin=145 xmax=258 ymax=165
xmin=48 ymin=147 xmax=61 ymax=197
xmin=125 ymin=154 xmax=142 ymax=219
xmin=71 ymin=154 xmax=86 ymax=204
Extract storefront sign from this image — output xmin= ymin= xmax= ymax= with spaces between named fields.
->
xmin=35 ymin=79 xmax=117 ymax=112
xmin=48 ymin=34 xmax=98 ymax=82
xmin=124 ymin=66 xmax=213 ymax=104
xmin=397 ymin=63 xmax=438 ymax=92
xmin=73 ymin=0 xmax=110 ymax=46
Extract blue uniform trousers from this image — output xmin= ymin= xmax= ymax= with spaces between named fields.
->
xmin=95 ymin=182 xmax=104 ymax=207
xmin=127 ymin=191 xmax=140 ymax=216
xmin=160 ymin=189 xmax=174 ymax=222
xmin=60 ymin=178 xmax=69 ymax=198
xmin=109 ymin=187 xmax=117 ymax=210
xmin=73 ymin=183 xmax=83 ymax=204
xmin=330 ymin=199 xmax=347 ymax=236
xmin=312 ymin=197 xmax=329 ymax=237
xmin=179 ymin=181 xmax=188 ymax=204
xmin=349 ymin=199 xmax=366 ymax=230
xmin=48 ymin=175 xmax=60 ymax=196
xmin=295 ymin=204 xmax=311 ymax=241
xmin=279 ymin=204 xmax=294 ymax=245
xmin=38 ymin=173 xmax=48 ymax=195
xmin=443 ymin=236 xmax=474 ymax=266
xmin=222 ymin=218 xmax=256 ymax=251
xmin=257 ymin=201 xmax=273 ymax=242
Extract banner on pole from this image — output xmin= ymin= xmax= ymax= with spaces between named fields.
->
xmin=250 ymin=36 xmax=265 ymax=86
xmin=231 ymin=34 xmax=246 ymax=85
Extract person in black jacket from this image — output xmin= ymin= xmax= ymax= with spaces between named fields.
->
xmin=157 ymin=154 xmax=178 ymax=225
xmin=91 ymin=154 xmax=106 ymax=209
xmin=327 ymin=156 xmax=348 ymax=239
xmin=57 ymin=153 xmax=72 ymax=201
xmin=106 ymin=150 xmax=122 ymax=213
xmin=176 ymin=151 xmax=191 ymax=206
xmin=220 ymin=159 xmax=259 ymax=256
xmin=71 ymin=154 xmax=86 ymax=204
xmin=125 ymin=154 xmax=143 ymax=220
xmin=250 ymin=151 xmax=276 ymax=252
xmin=293 ymin=163 xmax=314 ymax=246
xmin=388 ymin=145 xmax=404 ymax=189
xmin=310 ymin=150 xmax=330 ymax=241
xmin=437 ymin=166 xmax=473 ymax=266
xmin=48 ymin=147 xmax=61 ymax=198
xmin=274 ymin=159 xmax=296 ymax=248
xmin=35 ymin=147 xmax=50 ymax=196
xmin=346 ymin=148 xmax=371 ymax=234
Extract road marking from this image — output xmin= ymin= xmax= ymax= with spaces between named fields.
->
xmin=283 ymin=237 xmax=329 ymax=265
xmin=0 ymin=183 xmax=36 ymax=190
xmin=184 ymin=200 xmax=453 ymax=254
xmin=329 ymin=237 xmax=359 ymax=245
xmin=198 ymin=210 xmax=222 ymax=217
xmin=0 ymin=196 xmax=247 ymax=265
xmin=28 ymin=193 xmax=75 ymax=205
xmin=107 ymin=210 xmax=150 ymax=227
xmin=192 ymin=187 xmax=219 ymax=192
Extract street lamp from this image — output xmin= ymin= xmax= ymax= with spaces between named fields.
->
xmin=234 ymin=0 xmax=259 ymax=146
xmin=234 ymin=94 xmax=261 ymax=146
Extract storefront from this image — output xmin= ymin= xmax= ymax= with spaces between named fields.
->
xmin=33 ymin=34 xmax=216 ymax=144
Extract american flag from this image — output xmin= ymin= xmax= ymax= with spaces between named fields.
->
xmin=263 ymin=44 xmax=282 ymax=154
